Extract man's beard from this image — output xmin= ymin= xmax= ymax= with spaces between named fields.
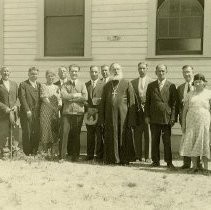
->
xmin=111 ymin=73 xmax=123 ymax=81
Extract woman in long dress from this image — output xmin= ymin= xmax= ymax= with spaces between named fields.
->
xmin=40 ymin=70 xmax=62 ymax=156
xmin=180 ymin=73 xmax=211 ymax=172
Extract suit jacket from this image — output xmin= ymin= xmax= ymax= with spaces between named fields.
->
xmin=145 ymin=80 xmax=177 ymax=125
xmin=100 ymin=77 xmax=111 ymax=83
xmin=176 ymin=82 xmax=186 ymax=124
xmin=54 ymin=80 xmax=62 ymax=88
xmin=85 ymin=79 xmax=105 ymax=110
xmin=0 ymin=79 xmax=19 ymax=120
xmin=131 ymin=76 xmax=153 ymax=124
xmin=18 ymin=79 xmax=41 ymax=118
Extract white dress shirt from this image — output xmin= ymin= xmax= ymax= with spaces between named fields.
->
xmin=29 ymin=80 xmax=37 ymax=88
xmin=91 ymin=79 xmax=98 ymax=88
xmin=183 ymin=81 xmax=193 ymax=99
xmin=60 ymin=78 xmax=68 ymax=86
xmin=3 ymin=80 xmax=10 ymax=92
xmin=158 ymin=79 xmax=166 ymax=91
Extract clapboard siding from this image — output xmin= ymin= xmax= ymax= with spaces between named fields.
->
xmin=2 ymin=0 xmax=211 ymax=90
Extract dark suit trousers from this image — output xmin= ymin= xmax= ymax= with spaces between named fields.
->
xmin=150 ymin=124 xmax=172 ymax=164
xmin=86 ymin=124 xmax=104 ymax=159
xmin=20 ymin=113 xmax=40 ymax=156
xmin=61 ymin=114 xmax=84 ymax=159
xmin=134 ymin=122 xmax=149 ymax=159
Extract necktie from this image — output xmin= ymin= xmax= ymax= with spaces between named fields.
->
xmin=158 ymin=81 xmax=162 ymax=91
xmin=187 ymin=84 xmax=190 ymax=93
xmin=72 ymin=81 xmax=75 ymax=87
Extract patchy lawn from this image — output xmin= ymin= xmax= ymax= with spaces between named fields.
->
xmin=0 ymin=158 xmax=211 ymax=210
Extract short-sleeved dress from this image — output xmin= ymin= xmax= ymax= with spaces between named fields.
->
xmin=180 ymin=89 xmax=211 ymax=159
xmin=40 ymin=84 xmax=62 ymax=147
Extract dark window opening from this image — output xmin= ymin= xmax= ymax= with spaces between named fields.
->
xmin=44 ymin=0 xmax=84 ymax=57
xmin=156 ymin=0 xmax=204 ymax=55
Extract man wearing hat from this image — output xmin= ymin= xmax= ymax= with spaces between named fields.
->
xmin=85 ymin=65 xmax=105 ymax=161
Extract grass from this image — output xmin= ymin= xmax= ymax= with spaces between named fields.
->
xmin=0 ymin=155 xmax=211 ymax=210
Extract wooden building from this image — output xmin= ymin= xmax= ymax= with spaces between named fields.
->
xmin=0 ymin=0 xmax=211 ymax=151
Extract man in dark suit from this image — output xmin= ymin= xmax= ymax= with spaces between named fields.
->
xmin=0 ymin=66 xmax=19 ymax=157
xmin=85 ymin=65 xmax=105 ymax=161
xmin=176 ymin=65 xmax=201 ymax=169
xmin=54 ymin=66 xmax=68 ymax=156
xmin=18 ymin=67 xmax=41 ymax=156
xmin=131 ymin=62 xmax=153 ymax=162
xmin=145 ymin=64 xmax=177 ymax=169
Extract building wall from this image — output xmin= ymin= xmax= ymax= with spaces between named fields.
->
xmin=2 ymin=0 xmax=211 ymax=138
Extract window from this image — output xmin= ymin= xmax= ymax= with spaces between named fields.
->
xmin=37 ymin=0 xmax=91 ymax=59
xmin=156 ymin=0 xmax=204 ymax=55
xmin=147 ymin=0 xmax=211 ymax=59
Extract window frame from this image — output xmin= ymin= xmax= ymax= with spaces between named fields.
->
xmin=36 ymin=0 xmax=92 ymax=61
xmin=147 ymin=0 xmax=211 ymax=60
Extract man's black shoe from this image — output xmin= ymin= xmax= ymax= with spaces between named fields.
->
xmin=150 ymin=162 xmax=160 ymax=167
xmin=85 ymin=156 xmax=94 ymax=161
xmin=167 ymin=163 xmax=177 ymax=170
xmin=180 ymin=165 xmax=190 ymax=169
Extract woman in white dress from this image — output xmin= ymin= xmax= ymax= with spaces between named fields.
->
xmin=180 ymin=73 xmax=211 ymax=172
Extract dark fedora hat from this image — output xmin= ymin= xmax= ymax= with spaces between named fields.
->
xmin=193 ymin=73 xmax=207 ymax=82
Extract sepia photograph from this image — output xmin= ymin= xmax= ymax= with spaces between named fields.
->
xmin=0 ymin=0 xmax=211 ymax=209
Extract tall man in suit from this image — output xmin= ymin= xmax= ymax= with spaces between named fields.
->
xmin=176 ymin=65 xmax=201 ymax=169
xmin=0 ymin=66 xmax=19 ymax=157
xmin=18 ymin=67 xmax=41 ymax=156
xmin=85 ymin=65 xmax=105 ymax=161
xmin=101 ymin=65 xmax=110 ymax=83
xmin=145 ymin=64 xmax=177 ymax=169
xmin=131 ymin=62 xmax=153 ymax=162
xmin=60 ymin=64 xmax=88 ymax=161
xmin=54 ymin=66 xmax=68 ymax=155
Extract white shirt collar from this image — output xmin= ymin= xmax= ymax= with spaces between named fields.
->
xmin=29 ymin=80 xmax=37 ymax=88
xmin=103 ymin=77 xmax=109 ymax=83
xmin=158 ymin=78 xmax=166 ymax=85
xmin=3 ymin=80 xmax=9 ymax=85
xmin=60 ymin=78 xmax=68 ymax=85
xmin=3 ymin=80 xmax=10 ymax=91
xmin=70 ymin=79 xmax=78 ymax=85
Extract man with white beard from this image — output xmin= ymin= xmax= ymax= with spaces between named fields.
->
xmin=99 ymin=63 xmax=136 ymax=164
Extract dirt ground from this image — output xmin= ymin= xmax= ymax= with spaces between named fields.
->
xmin=0 ymin=157 xmax=211 ymax=210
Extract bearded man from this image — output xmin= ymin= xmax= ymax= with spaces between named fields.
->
xmin=99 ymin=63 xmax=136 ymax=164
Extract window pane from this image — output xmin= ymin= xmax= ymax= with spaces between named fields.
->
xmin=169 ymin=0 xmax=180 ymax=17
xmin=169 ymin=18 xmax=180 ymax=37
xmin=45 ymin=16 xmax=84 ymax=56
xmin=45 ymin=0 xmax=84 ymax=16
xmin=157 ymin=18 xmax=169 ymax=37
xmin=180 ymin=17 xmax=203 ymax=37
xmin=157 ymin=38 xmax=202 ymax=55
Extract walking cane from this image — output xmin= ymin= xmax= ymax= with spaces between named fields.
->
xmin=148 ymin=124 xmax=152 ymax=160
xmin=10 ymin=123 xmax=13 ymax=159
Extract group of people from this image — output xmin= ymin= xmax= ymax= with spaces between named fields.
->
xmin=0 ymin=63 xmax=210 ymax=172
